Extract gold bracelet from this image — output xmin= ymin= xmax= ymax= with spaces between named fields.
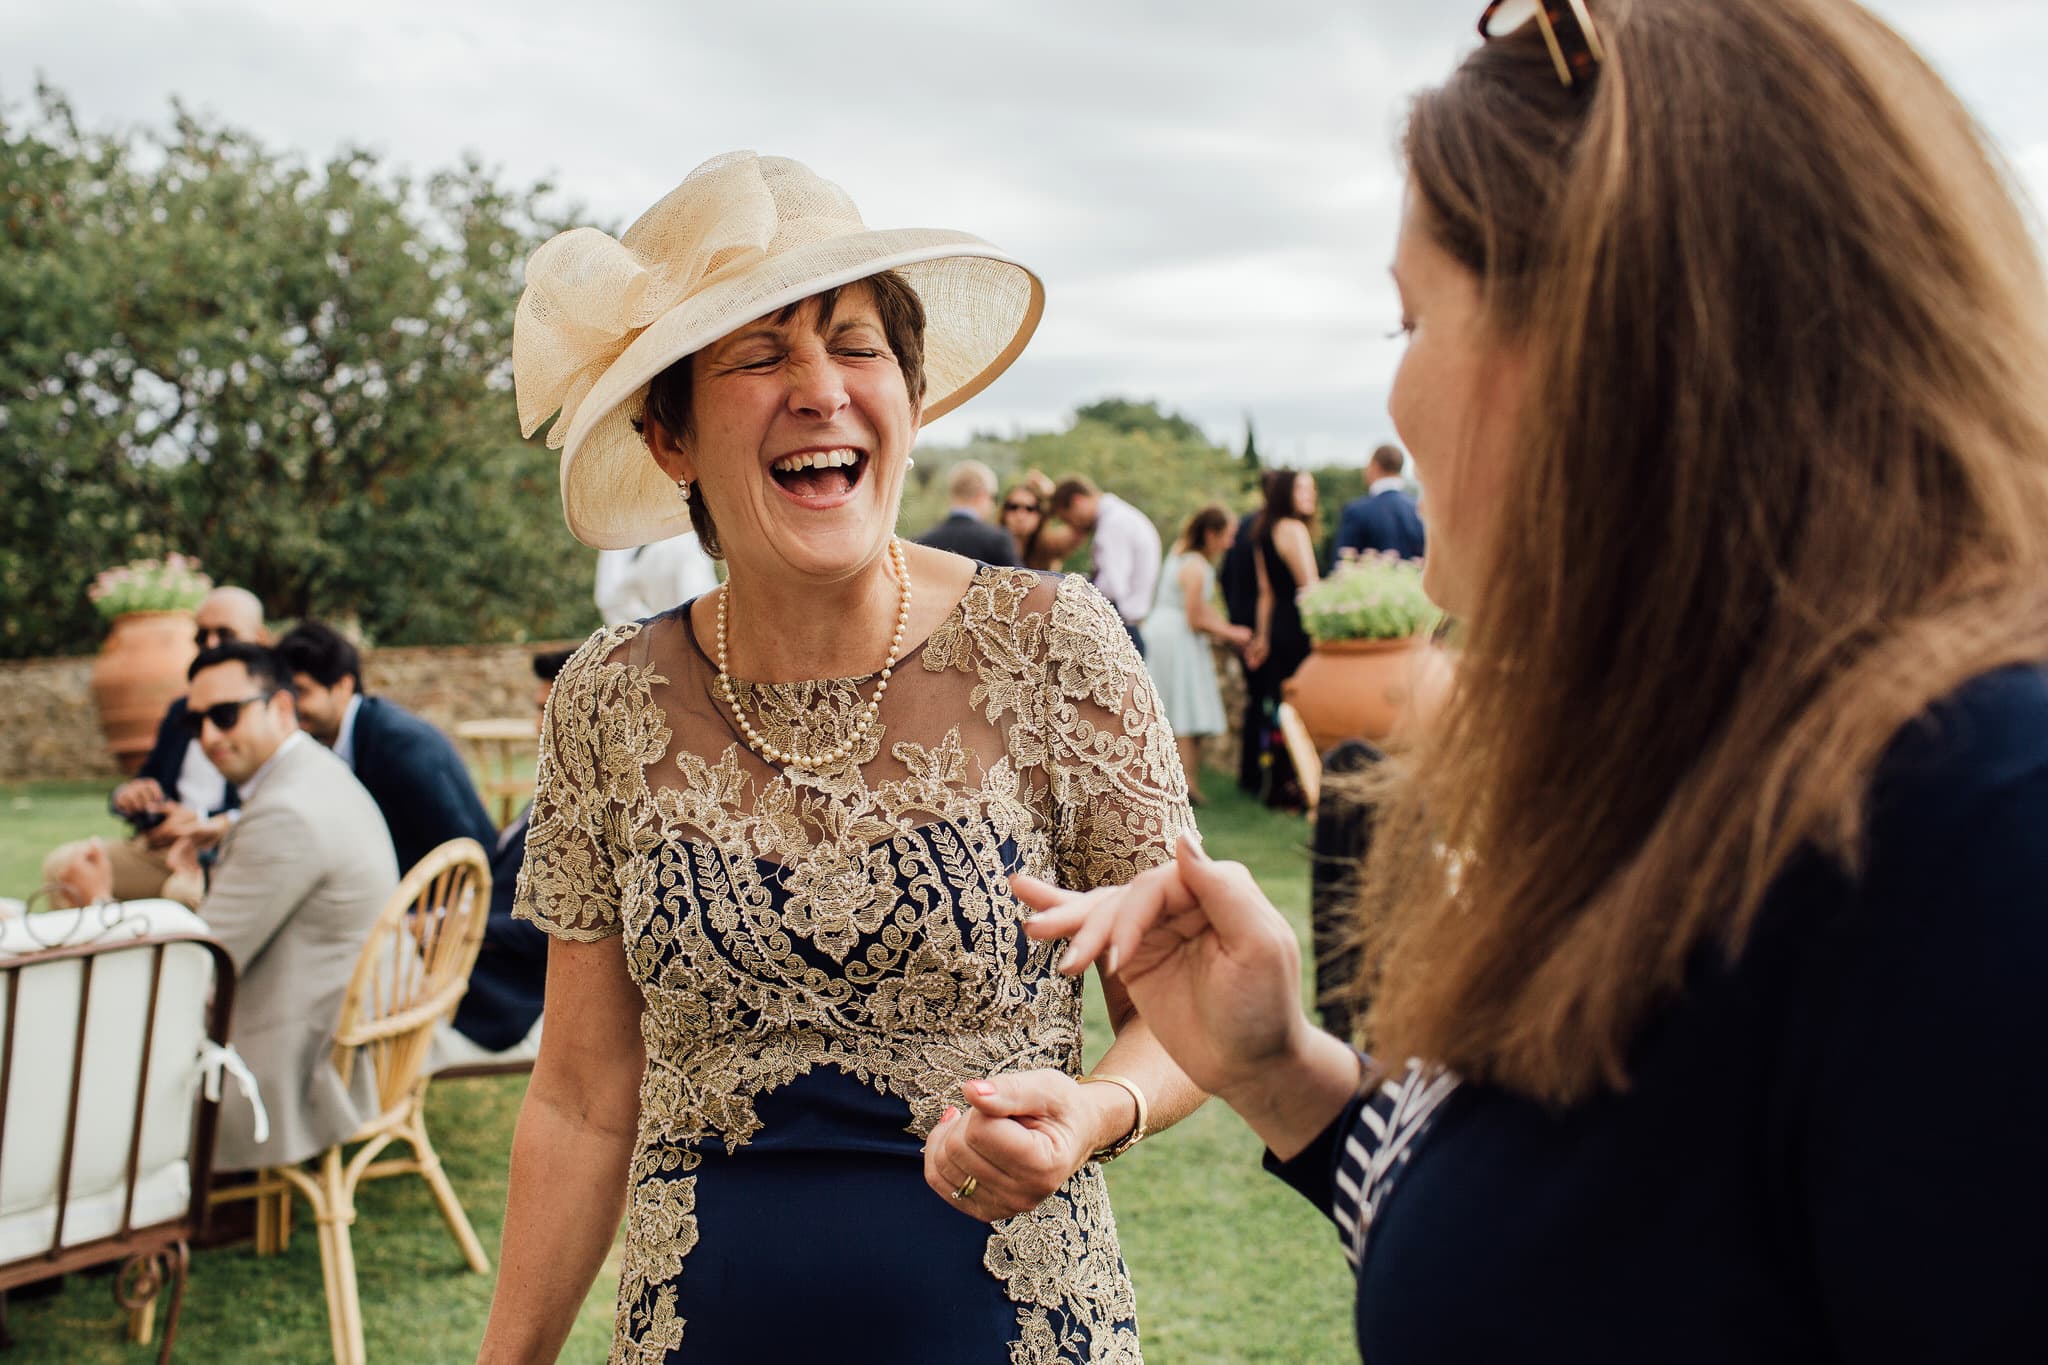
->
xmin=1077 ymin=1073 xmax=1148 ymax=1163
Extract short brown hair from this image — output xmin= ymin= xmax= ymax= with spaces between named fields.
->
xmin=1356 ymin=0 xmax=2048 ymax=1103
xmin=1049 ymin=476 xmax=1098 ymax=515
xmin=637 ymin=271 xmax=927 ymax=558
xmin=1370 ymin=444 xmax=1405 ymax=476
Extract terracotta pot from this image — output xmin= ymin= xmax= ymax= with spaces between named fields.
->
xmin=90 ymin=611 xmax=199 ymax=775
xmin=1283 ymin=635 xmax=1454 ymax=753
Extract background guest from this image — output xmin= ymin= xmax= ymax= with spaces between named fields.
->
xmin=1334 ymin=443 xmax=1426 ymax=561
xmin=441 ymin=647 xmax=574 ymax=1060
xmin=1218 ymin=504 xmax=1266 ymax=794
xmin=1248 ymin=468 xmax=1320 ymax=808
xmin=273 ymin=621 xmax=496 ymax=873
xmin=593 ymin=529 xmax=720 ymax=626
xmin=1143 ymin=504 xmax=1254 ymax=805
xmin=97 ymin=584 xmax=269 ymax=899
xmin=915 ymin=459 xmax=1020 ymax=565
xmin=179 ymin=641 xmax=393 ymax=1169
xmin=1000 ymin=470 xmax=1078 ymax=571
xmin=1051 ymin=474 xmax=1162 ymax=653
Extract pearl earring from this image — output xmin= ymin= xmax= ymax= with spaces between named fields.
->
xmin=677 ymin=477 xmax=692 ymax=507
xmin=906 ymin=457 xmax=917 ymax=471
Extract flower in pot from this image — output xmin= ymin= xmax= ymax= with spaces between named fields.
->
xmin=1284 ymin=550 xmax=1452 ymax=751
xmin=87 ymin=554 xmax=215 ymax=774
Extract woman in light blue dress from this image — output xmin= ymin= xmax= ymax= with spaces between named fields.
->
xmin=1144 ymin=504 xmax=1254 ymax=803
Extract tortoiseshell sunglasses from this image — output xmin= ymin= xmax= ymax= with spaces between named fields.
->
xmin=1478 ymin=0 xmax=1608 ymax=88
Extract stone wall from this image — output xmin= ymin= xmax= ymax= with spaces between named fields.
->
xmin=0 ymin=641 xmax=583 ymax=784
xmin=0 ymin=637 xmax=1250 ymax=785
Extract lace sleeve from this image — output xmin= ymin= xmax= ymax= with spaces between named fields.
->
xmin=1041 ymin=575 xmax=1195 ymax=891
xmin=513 ymin=625 xmax=655 ymax=941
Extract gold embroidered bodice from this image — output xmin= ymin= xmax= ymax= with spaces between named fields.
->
xmin=514 ymin=568 xmax=1191 ymax=1364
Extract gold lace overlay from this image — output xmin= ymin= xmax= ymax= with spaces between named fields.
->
xmin=514 ymin=569 xmax=1191 ymax=1364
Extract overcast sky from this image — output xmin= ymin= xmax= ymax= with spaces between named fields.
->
xmin=6 ymin=1 xmax=2046 ymax=467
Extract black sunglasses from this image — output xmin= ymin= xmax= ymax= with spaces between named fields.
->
xmin=181 ymin=693 xmax=274 ymax=739
xmin=194 ymin=625 xmax=239 ymax=649
xmin=1478 ymin=0 xmax=1606 ymax=89
xmin=1003 ymin=500 xmax=1042 ymax=513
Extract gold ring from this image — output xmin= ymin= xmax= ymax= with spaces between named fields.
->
xmin=950 ymin=1175 xmax=978 ymax=1201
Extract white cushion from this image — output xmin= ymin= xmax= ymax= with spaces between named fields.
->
xmin=426 ymin=1016 xmax=542 ymax=1074
xmin=0 ymin=901 xmax=220 ymax=1260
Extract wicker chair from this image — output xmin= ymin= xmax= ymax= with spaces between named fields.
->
xmin=219 ymin=838 xmax=493 ymax=1364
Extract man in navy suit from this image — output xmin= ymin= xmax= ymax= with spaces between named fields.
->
xmin=273 ymin=621 xmax=496 ymax=873
xmin=914 ymin=459 xmax=1020 ymax=566
xmin=1334 ymin=444 xmax=1427 ymax=561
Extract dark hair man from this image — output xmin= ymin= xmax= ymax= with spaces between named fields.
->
xmin=273 ymin=621 xmax=496 ymax=873
xmin=180 ymin=641 xmax=395 ymax=1167
xmin=1048 ymin=475 xmax=1162 ymax=654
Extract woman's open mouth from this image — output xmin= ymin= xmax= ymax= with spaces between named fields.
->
xmin=769 ymin=447 xmax=869 ymax=505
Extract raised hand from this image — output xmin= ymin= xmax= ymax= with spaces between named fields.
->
xmin=1018 ymin=833 xmax=1362 ymax=1162
xmin=111 ymin=777 xmax=165 ymax=816
xmin=1015 ymin=832 xmax=1307 ymax=1103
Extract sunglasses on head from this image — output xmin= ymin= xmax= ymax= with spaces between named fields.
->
xmin=1479 ymin=0 xmax=1606 ymax=88
xmin=195 ymin=625 xmax=239 ymax=649
xmin=1003 ymin=500 xmax=1041 ymax=513
xmin=181 ymin=693 xmax=274 ymax=739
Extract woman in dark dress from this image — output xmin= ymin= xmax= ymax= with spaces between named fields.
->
xmin=1021 ymin=0 xmax=2048 ymax=1359
xmin=1247 ymin=467 xmax=1320 ymax=806
xmin=480 ymin=151 xmax=1201 ymax=1365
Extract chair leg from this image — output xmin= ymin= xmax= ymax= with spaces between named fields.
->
xmin=316 ymin=1147 xmax=367 ymax=1365
xmin=126 ymin=1292 xmax=157 ymax=1347
xmin=404 ymin=1106 xmax=491 ymax=1273
xmin=156 ymin=1242 xmax=190 ymax=1365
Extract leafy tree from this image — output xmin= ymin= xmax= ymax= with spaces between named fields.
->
xmin=0 ymin=83 xmax=596 ymax=658
xmin=1241 ymin=415 xmax=1262 ymax=472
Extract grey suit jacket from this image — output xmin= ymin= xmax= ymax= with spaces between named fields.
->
xmin=200 ymin=735 xmax=398 ymax=1168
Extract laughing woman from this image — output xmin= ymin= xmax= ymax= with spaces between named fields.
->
xmin=476 ymin=153 xmax=1200 ymax=1365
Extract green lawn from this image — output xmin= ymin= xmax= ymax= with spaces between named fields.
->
xmin=0 ymin=774 xmax=1353 ymax=1363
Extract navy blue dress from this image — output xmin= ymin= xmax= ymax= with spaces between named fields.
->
xmin=1271 ymin=665 xmax=2048 ymax=1361
xmin=516 ymin=569 xmax=1187 ymax=1363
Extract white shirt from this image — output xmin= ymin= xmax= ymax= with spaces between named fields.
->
xmin=176 ymin=739 xmax=229 ymax=815
xmin=333 ymin=694 xmax=364 ymax=769
xmin=595 ymin=534 xmax=720 ymax=626
xmin=237 ymin=731 xmax=308 ymax=803
xmin=1091 ymin=493 xmax=1164 ymax=626
xmin=1368 ymin=476 xmax=1407 ymax=497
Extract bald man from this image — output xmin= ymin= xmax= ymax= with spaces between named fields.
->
xmin=98 ymin=585 xmax=271 ymax=900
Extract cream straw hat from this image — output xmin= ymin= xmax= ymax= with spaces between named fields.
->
xmin=514 ymin=151 xmax=1045 ymax=550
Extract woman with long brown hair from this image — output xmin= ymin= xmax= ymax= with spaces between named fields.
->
xmin=1023 ymin=0 xmax=2048 ymax=1356
xmin=1246 ymin=466 xmax=1320 ymax=806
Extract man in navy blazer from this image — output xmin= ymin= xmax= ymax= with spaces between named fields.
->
xmin=914 ymin=459 xmax=1020 ymax=566
xmin=274 ymin=621 xmax=496 ymax=873
xmin=1334 ymin=444 xmax=1427 ymax=561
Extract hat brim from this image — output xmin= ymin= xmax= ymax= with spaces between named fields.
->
xmin=555 ymin=230 xmax=1044 ymax=551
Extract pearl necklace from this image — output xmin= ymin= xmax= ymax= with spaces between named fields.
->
xmin=715 ymin=538 xmax=911 ymax=771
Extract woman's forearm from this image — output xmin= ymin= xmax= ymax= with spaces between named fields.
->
xmin=1088 ymin=1014 xmax=1207 ymax=1153
xmin=1217 ymin=1022 xmax=1361 ymax=1162
xmin=476 ymin=1090 xmax=638 ymax=1363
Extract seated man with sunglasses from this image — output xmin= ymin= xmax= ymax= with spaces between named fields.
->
xmin=72 ymin=585 xmax=271 ymax=905
xmin=174 ymin=640 xmax=397 ymax=1170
